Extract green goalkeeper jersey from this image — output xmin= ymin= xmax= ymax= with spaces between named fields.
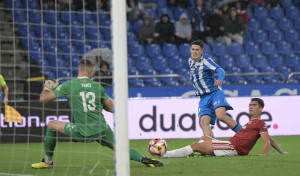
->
xmin=53 ymin=77 xmax=110 ymax=136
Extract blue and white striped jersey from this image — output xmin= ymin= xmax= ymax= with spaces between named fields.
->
xmin=189 ymin=54 xmax=222 ymax=96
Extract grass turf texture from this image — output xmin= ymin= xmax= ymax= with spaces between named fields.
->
xmin=0 ymin=136 xmax=299 ymax=176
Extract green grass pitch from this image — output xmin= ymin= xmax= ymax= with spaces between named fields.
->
xmin=0 ymin=136 xmax=300 ymax=176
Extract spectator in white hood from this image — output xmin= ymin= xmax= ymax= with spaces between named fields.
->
xmin=175 ymin=13 xmax=192 ymax=45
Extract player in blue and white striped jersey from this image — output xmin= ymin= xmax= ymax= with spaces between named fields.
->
xmin=189 ymin=40 xmax=241 ymax=138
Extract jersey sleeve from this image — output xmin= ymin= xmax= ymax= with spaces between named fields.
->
xmin=0 ymin=75 xmax=6 ymax=87
xmin=203 ymin=56 xmax=220 ymax=71
xmin=53 ymin=82 xmax=69 ymax=98
xmin=100 ymin=86 xmax=110 ymax=104
xmin=257 ymin=120 xmax=268 ymax=134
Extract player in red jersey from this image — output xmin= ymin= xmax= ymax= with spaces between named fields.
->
xmin=162 ymin=98 xmax=288 ymax=158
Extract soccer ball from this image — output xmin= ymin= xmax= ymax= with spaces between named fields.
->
xmin=148 ymin=138 xmax=167 ymax=157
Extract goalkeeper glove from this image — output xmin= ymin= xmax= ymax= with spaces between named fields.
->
xmin=44 ymin=78 xmax=59 ymax=92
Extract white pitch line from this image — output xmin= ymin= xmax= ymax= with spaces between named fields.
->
xmin=0 ymin=173 xmax=35 ymax=176
xmin=89 ymin=161 xmax=100 ymax=175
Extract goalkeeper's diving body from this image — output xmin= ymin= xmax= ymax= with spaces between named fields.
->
xmin=32 ymin=58 xmax=164 ymax=168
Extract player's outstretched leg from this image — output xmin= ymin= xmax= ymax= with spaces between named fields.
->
xmin=31 ymin=158 xmax=53 ymax=169
xmin=140 ymin=157 xmax=164 ymax=167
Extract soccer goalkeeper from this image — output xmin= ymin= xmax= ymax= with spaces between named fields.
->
xmin=32 ymin=58 xmax=163 ymax=168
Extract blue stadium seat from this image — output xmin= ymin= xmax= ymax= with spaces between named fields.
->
xmin=269 ymin=54 xmax=284 ymax=69
xmin=280 ymin=0 xmax=293 ymax=9
xmin=277 ymin=66 xmax=292 ymax=81
xmin=128 ymin=57 xmax=135 ymax=70
xmin=49 ymin=20 xmax=68 ymax=36
xmin=268 ymin=30 xmax=283 ymax=43
xmin=244 ymin=31 xmax=252 ymax=43
xmin=179 ymin=43 xmax=190 ymax=58
xmin=77 ymin=9 xmax=94 ymax=24
xmin=24 ymin=0 xmax=40 ymax=10
xmin=160 ymin=68 xmax=180 ymax=86
xmin=176 ymin=68 xmax=190 ymax=85
xmin=157 ymin=7 xmax=174 ymax=20
xmin=278 ymin=18 xmax=293 ymax=31
xmin=245 ymin=42 xmax=261 ymax=56
xmin=286 ymin=54 xmax=300 ymax=70
xmin=136 ymin=56 xmax=153 ymax=71
xmin=262 ymin=18 xmax=277 ymax=32
xmin=96 ymin=9 xmax=110 ymax=25
xmin=252 ymin=54 xmax=268 ymax=70
xmin=85 ymin=21 xmax=99 ymax=35
xmin=261 ymin=41 xmax=277 ymax=56
xmin=285 ymin=29 xmax=299 ymax=44
xmin=22 ymin=34 xmax=39 ymax=49
xmin=253 ymin=30 xmax=267 ymax=43
xmin=219 ymin=55 xmax=235 ymax=69
xmin=100 ymin=20 xmax=111 ymax=41
xmin=212 ymin=42 xmax=228 ymax=57
xmin=60 ymin=9 xmax=78 ymax=24
xmin=146 ymin=44 xmax=162 ymax=58
xmin=247 ymin=18 xmax=261 ymax=32
xmin=144 ymin=8 xmax=157 ymax=20
xmin=295 ymin=17 xmax=300 ymax=31
xmin=285 ymin=6 xmax=299 ymax=20
xmin=235 ymin=54 xmax=251 ymax=70
xmin=133 ymin=20 xmax=144 ymax=35
xmin=163 ymin=43 xmax=178 ymax=58
xmin=129 ymin=78 xmax=145 ymax=87
xmin=29 ymin=45 xmax=43 ymax=61
xmin=29 ymin=10 xmax=42 ymax=23
xmin=34 ymin=24 xmax=51 ymax=38
xmin=244 ymin=66 xmax=263 ymax=84
xmin=226 ymin=66 xmax=242 ymax=74
xmin=143 ymin=68 xmax=162 ymax=86
xmin=261 ymin=66 xmax=282 ymax=84
xmin=153 ymin=56 xmax=169 ymax=72
xmin=203 ymin=44 xmax=212 ymax=55
xmin=269 ymin=7 xmax=284 ymax=20
xmin=127 ymin=32 xmax=137 ymax=45
xmin=44 ymin=9 xmax=61 ymax=25
xmin=277 ymin=41 xmax=293 ymax=56
xmin=129 ymin=43 xmax=146 ymax=58
xmin=169 ymin=56 xmax=184 ymax=71
xmin=294 ymin=41 xmax=300 ymax=55
xmin=17 ymin=24 xmax=33 ymax=37
xmin=247 ymin=8 xmax=253 ymax=19
xmin=7 ymin=0 xmax=23 ymax=9
xmin=13 ymin=10 xmax=27 ymax=23
xmin=173 ymin=8 xmax=189 ymax=21
xmin=254 ymin=7 xmax=268 ymax=21
xmin=77 ymin=44 xmax=92 ymax=55
xmin=229 ymin=43 xmax=244 ymax=56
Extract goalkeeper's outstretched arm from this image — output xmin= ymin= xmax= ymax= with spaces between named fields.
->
xmin=40 ymin=90 xmax=58 ymax=103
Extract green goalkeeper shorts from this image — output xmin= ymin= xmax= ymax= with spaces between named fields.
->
xmin=64 ymin=122 xmax=114 ymax=147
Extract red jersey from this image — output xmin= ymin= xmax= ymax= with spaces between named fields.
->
xmin=228 ymin=119 xmax=268 ymax=155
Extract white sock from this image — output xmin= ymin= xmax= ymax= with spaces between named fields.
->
xmin=161 ymin=145 xmax=193 ymax=158
xmin=45 ymin=155 xmax=53 ymax=164
xmin=198 ymin=140 xmax=204 ymax=143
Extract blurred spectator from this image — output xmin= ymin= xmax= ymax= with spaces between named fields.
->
xmin=220 ymin=3 xmax=230 ymax=20
xmin=155 ymin=14 xmax=176 ymax=45
xmin=190 ymin=0 xmax=208 ymax=41
xmin=96 ymin=0 xmax=110 ymax=11
xmin=204 ymin=0 xmax=217 ymax=13
xmin=168 ymin=0 xmax=187 ymax=8
xmin=42 ymin=0 xmax=63 ymax=10
xmin=138 ymin=17 xmax=158 ymax=45
xmin=94 ymin=61 xmax=112 ymax=87
xmin=23 ymin=61 xmax=48 ymax=100
xmin=235 ymin=1 xmax=249 ymax=24
xmin=126 ymin=0 xmax=144 ymax=22
xmin=265 ymin=0 xmax=281 ymax=9
xmin=205 ymin=7 xmax=225 ymax=46
xmin=250 ymin=0 xmax=265 ymax=8
xmin=140 ymin=0 xmax=156 ymax=10
xmin=223 ymin=7 xmax=246 ymax=46
xmin=175 ymin=13 xmax=192 ymax=45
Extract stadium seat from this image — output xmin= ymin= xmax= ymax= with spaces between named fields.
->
xmin=219 ymin=55 xmax=235 ymax=69
xmin=295 ymin=17 xmax=300 ymax=31
xmin=212 ymin=42 xmax=228 ymax=57
xmin=269 ymin=7 xmax=284 ymax=20
xmin=60 ymin=9 xmax=78 ymax=24
xmin=226 ymin=66 xmax=242 ymax=74
xmin=29 ymin=10 xmax=42 ymax=23
xmin=285 ymin=6 xmax=299 ymax=20
xmin=129 ymin=43 xmax=146 ymax=58
xmin=278 ymin=18 xmax=293 ymax=31
xmin=127 ymin=32 xmax=137 ymax=45
xmin=34 ymin=24 xmax=51 ymax=38
xmin=179 ymin=43 xmax=190 ymax=58
xmin=7 ymin=0 xmax=23 ymax=9
xmin=163 ymin=43 xmax=178 ymax=58
xmin=44 ymin=9 xmax=61 ymax=25
xmin=173 ymin=8 xmax=189 ymax=21
xmin=229 ymin=43 xmax=244 ymax=56
xmin=253 ymin=30 xmax=267 ymax=44
xmin=252 ymin=54 xmax=268 ymax=70
xmin=176 ymin=68 xmax=190 ymax=85
xmin=254 ymin=7 xmax=268 ymax=21
xmin=261 ymin=42 xmax=277 ymax=56
xmin=17 ymin=24 xmax=33 ymax=37
xmin=96 ymin=9 xmax=110 ymax=25
xmin=136 ymin=56 xmax=153 ymax=71
xmin=247 ymin=8 xmax=253 ymax=19
xmin=277 ymin=66 xmax=292 ymax=81
xmin=100 ymin=20 xmax=111 ymax=41
xmin=129 ymin=78 xmax=145 ymax=87
xmin=157 ymin=7 xmax=174 ymax=20
xmin=13 ymin=10 xmax=27 ymax=23
xmin=78 ymin=44 xmax=92 ymax=55
xmin=285 ymin=54 xmax=300 ymax=70
xmin=285 ymin=29 xmax=299 ymax=44
xmin=235 ymin=54 xmax=251 ymax=70
xmin=77 ymin=9 xmax=94 ymax=24
xmin=280 ymin=0 xmax=293 ymax=9
xmin=294 ymin=41 xmax=300 ymax=55
xmin=29 ymin=45 xmax=43 ymax=61
xmin=144 ymin=8 xmax=157 ymax=20
xmin=277 ymin=41 xmax=293 ymax=56
xmin=128 ymin=57 xmax=135 ymax=69
xmin=153 ymin=56 xmax=169 ymax=72
xmin=269 ymin=54 xmax=284 ymax=69
xmin=247 ymin=18 xmax=260 ymax=32
xmin=24 ymin=0 xmax=40 ymax=10
xmin=160 ymin=68 xmax=180 ymax=86
xmin=169 ymin=56 xmax=184 ymax=71
xmin=244 ymin=31 xmax=252 ymax=43
xmin=268 ymin=30 xmax=283 ymax=44
xmin=203 ymin=44 xmax=212 ymax=55
xmin=144 ymin=77 xmax=162 ymax=87
xmin=146 ymin=44 xmax=162 ymax=58
xmin=133 ymin=20 xmax=144 ymax=35
xmin=262 ymin=18 xmax=277 ymax=32
xmin=245 ymin=42 xmax=261 ymax=56
xmin=261 ymin=66 xmax=282 ymax=84
xmin=243 ymin=66 xmax=263 ymax=84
